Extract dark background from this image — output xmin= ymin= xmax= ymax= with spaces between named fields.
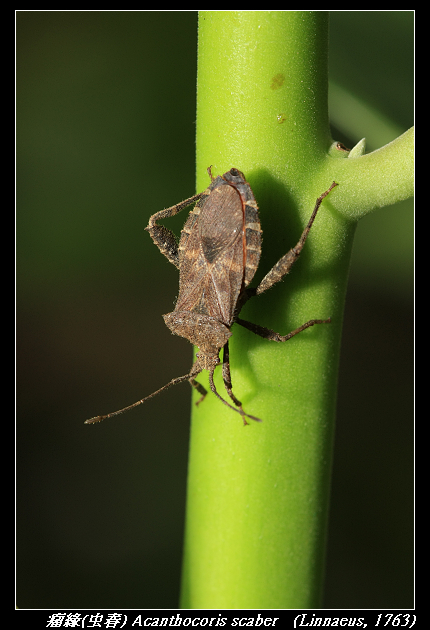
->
xmin=17 ymin=11 xmax=413 ymax=609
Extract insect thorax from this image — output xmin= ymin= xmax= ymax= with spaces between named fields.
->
xmin=163 ymin=311 xmax=232 ymax=354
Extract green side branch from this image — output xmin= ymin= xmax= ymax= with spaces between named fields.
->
xmin=180 ymin=11 xmax=413 ymax=609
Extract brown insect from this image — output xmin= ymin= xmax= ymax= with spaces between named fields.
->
xmin=85 ymin=168 xmax=337 ymax=426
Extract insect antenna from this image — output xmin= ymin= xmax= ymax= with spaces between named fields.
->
xmin=208 ymin=369 xmax=262 ymax=426
xmin=84 ymin=371 xmax=198 ymax=424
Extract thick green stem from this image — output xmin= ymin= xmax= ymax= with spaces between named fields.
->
xmin=180 ymin=11 xmax=413 ymax=609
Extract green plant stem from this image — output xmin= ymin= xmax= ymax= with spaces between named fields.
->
xmin=180 ymin=11 xmax=413 ymax=609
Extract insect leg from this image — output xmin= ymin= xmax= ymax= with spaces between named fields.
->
xmin=222 ymin=340 xmax=243 ymax=408
xmin=189 ymin=377 xmax=207 ymax=405
xmin=145 ymin=192 xmax=205 ymax=268
xmin=236 ymin=316 xmax=331 ymax=342
xmin=207 ymin=165 xmax=215 ymax=181
xmin=255 ymin=182 xmax=338 ymax=296
xmin=208 ymin=365 xmax=262 ymax=425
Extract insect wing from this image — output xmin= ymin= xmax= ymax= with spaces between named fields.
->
xmin=176 ymin=181 xmax=246 ymax=325
xmin=199 ymin=184 xmax=243 ymax=263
